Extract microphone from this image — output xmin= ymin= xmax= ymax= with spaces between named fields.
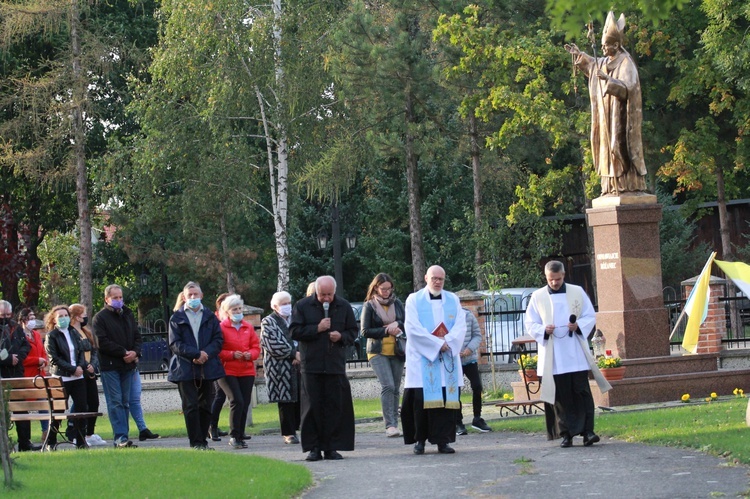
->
xmin=569 ymin=315 xmax=576 ymax=337
xmin=323 ymin=302 xmax=329 ymax=318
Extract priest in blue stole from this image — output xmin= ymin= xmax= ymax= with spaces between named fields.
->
xmin=402 ymin=265 xmax=466 ymax=455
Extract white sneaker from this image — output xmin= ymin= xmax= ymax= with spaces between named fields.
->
xmin=385 ymin=426 xmax=401 ymax=437
xmin=86 ymin=434 xmax=107 ymax=446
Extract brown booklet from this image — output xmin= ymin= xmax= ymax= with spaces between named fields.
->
xmin=432 ymin=322 xmax=449 ymax=338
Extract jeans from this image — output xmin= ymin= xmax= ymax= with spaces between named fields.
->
xmin=100 ymin=370 xmax=133 ymax=444
xmin=369 ymin=354 xmax=405 ymax=429
xmin=130 ymin=369 xmax=148 ymax=432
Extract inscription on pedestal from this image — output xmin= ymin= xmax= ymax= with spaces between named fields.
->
xmin=596 ymin=252 xmax=619 ymax=270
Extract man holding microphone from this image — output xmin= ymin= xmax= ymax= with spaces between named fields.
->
xmin=290 ymin=275 xmax=358 ymax=461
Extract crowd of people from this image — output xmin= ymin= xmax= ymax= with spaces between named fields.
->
xmin=1 ymin=260 xmax=603 ymax=455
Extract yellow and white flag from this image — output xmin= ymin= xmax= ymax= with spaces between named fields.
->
xmin=714 ymin=259 xmax=750 ymax=298
xmin=681 ymin=252 xmax=716 ymax=354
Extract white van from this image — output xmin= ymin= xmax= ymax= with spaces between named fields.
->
xmin=477 ymin=288 xmax=537 ymax=362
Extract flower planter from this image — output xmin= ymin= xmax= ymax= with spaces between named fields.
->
xmin=601 ymin=366 xmax=625 ymax=381
xmin=519 ymin=369 xmax=539 ymax=384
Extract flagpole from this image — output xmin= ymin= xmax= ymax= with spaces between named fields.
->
xmin=668 ymin=251 xmax=717 ymax=341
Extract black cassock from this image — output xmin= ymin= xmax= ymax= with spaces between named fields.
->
xmin=401 ymin=387 xmax=458 ymax=446
xmin=299 ymin=372 xmax=355 ymax=452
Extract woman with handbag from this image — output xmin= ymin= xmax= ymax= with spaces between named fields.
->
xmin=69 ymin=303 xmax=107 ymax=446
xmin=360 ymin=273 xmax=406 ymax=437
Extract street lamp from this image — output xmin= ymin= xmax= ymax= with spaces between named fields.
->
xmin=345 ymin=231 xmax=357 ymax=251
xmin=316 ymin=229 xmax=329 ymax=251
xmin=139 ymin=271 xmax=149 ymax=287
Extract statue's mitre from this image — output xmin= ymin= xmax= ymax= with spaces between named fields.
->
xmin=602 ymin=11 xmax=626 ymax=45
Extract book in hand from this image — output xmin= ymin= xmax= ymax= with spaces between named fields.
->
xmin=432 ymin=322 xmax=449 ymax=338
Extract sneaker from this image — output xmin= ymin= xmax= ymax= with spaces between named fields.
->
xmin=115 ymin=439 xmax=137 ymax=448
xmin=456 ymin=422 xmax=468 ymax=436
xmin=228 ymin=437 xmax=246 ymax=449
xmin=385 ymin=426 xmax=401 ymax=438
xmin=86 ymin=434 xmax=108 ymax=446
xmin=471 ymin=418 xmax=492 ymax=433
xmin=283 ymin=435 xmax=300 ymax=444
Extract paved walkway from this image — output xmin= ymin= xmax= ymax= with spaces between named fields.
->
xmin=142 ymin=408 xmax=750 ymax=499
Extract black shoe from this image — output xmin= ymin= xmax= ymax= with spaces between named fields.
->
xmin=324 ymin=450 xmax=343 ymax=460
xmin=139 ymin=428 xmax=160 ymax=441
xmin=413 ymin=441 xmax=425 ymax=455
xmin=560 ymin=434 xmax=573 ymax=448
xmin=218 ymin=428 xmax=229 ymax=437
xmin=208 ymin=426 xmax=221 ymax=442
xmin=242 ymin=434 xmax=252 ymax=440
xmin=18 ymin=443 xmax=42 ymax=452
xmin=306 ymin=448 xmax=322 ymax=461
xmin=583 ymin=432 xmax=600 ymax=446
xmin=471 ymin=417 xmax=492 ymax=433
xmin=437 ymin=443 xmax=455 ymax=454
xmin=456 ymin=422 xmax=467 ymax=436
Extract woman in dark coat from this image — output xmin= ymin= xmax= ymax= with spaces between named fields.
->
xmin=360 ymin=273 xmax=406 ymax=437
xmin=260 ymin=291 xmax=300 ymax=444
xmin=44 ymin=305 xmax=93 ymax=449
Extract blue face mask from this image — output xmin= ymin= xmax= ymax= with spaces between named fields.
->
xmin=187 ymin=298 xmax=202 ymax=309
xmin=57 ymin=317 xmax=70 ymax=329
xmin=231 ymin=313 xmax=244 ymax=323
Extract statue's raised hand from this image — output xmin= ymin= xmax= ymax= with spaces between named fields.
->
xmin=564 ymin=43 xmax=581 ymax=56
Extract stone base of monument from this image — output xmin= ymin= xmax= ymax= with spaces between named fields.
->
xmin=590 ymin=354 xmax=750 ymax=406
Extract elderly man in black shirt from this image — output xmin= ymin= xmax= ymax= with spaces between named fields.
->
xmin=290 ymin=275 xmax=357 ymax=461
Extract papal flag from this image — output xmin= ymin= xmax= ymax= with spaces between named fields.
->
xmin=682 ymin=252 xmax=716 ymax=354
xmin=714 ymin=259 xmax=750 ymax=298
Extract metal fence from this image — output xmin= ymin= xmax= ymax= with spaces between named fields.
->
xmin=139 ymin=289 xmax=750 ymax=374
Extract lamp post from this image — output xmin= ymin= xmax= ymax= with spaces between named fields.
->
xmin=316 ymin=204 xmax=356 ymax=296
xmin=159 ymin=237 xmax=169 ymax=325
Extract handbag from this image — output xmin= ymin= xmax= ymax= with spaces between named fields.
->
xmin=394 ymin=334 xmax=406 ymax=357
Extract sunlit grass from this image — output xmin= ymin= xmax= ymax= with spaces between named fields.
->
xmin=491 ymin=399 xmax=750 ymax=464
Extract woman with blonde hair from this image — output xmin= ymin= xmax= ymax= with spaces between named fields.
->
xmin=360 ymin=273 xmax=406 ymax=437
xmin=44 ymin=305 xmax=93 ymax=449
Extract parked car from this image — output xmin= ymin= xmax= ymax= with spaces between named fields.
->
xmin=139 ymin=328 xmax=171 ymax=372
xmin=349 ymin=302 xmax=365 ymax=360
xmin=477 ymin=288 xmax=537 ymax=362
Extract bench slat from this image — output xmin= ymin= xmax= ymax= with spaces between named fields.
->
xmin=7 ymin=388 xmax=66 ymax=400
xmin=9 ymin=400 xmax=67 ymax=411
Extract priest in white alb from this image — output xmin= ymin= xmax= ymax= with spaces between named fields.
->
xmin=401 ymin=265 xmax=465 ymax=455
xmin=525 ymin=260 xmax=610 ymax=448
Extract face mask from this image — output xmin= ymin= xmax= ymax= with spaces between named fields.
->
xmin=187 ymin=298 xmax=202 ymax=309
xmin=81 ymin=317 xmax=89 ymax=328
xmin=231 ymin=313 xmax=244 ymax=323
xmin=57 ymin=317 xmax=70 ymax=329
xmin=109 ymin=299 xmax=124 ymax=310
xmin=0 ymin=317 xmax=9 ymax=326
xmin=279 ymin=304 xmax=292 ymax=317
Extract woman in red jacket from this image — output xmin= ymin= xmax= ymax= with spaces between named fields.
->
xmin=217 ymin=294 xmax=260 ymax=449
xmin=19 ymin=308 xmax=48 ymax=378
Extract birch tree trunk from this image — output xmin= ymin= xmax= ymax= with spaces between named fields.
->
xmin=70 ymin=0 xmax=93 ymax=312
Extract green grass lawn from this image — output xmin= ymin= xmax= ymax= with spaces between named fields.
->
xmin=9 ymin=448 xmax=311 ymax=498
xmin=7 ymin=396 xmax=749 ymax=496
xmin=492 ymin=398 xmax=750 ymax=465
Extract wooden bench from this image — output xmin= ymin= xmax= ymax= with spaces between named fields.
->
xmin=1 ymin=375 xmax=102 ymax=451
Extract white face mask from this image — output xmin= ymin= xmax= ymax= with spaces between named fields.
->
xmin=279 ymin=304 xmax=292 ymax=317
